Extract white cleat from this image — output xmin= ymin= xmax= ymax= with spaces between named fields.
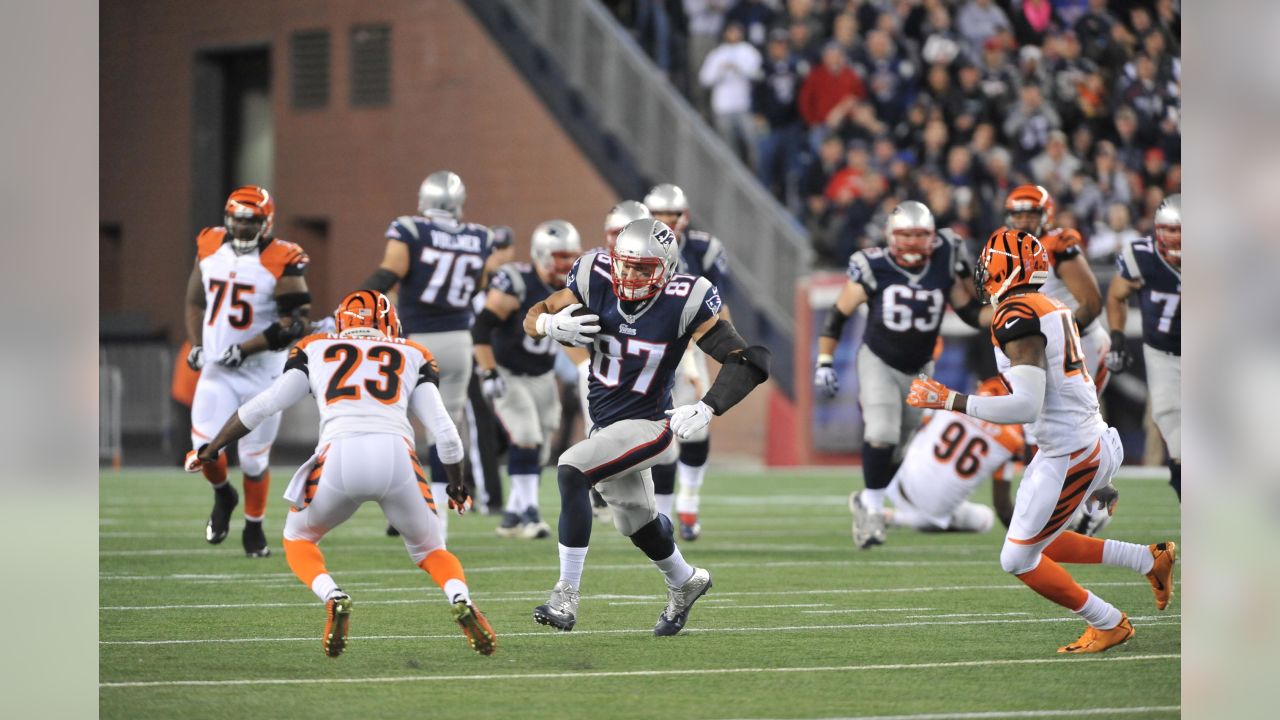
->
xmin=849 ymin=491 xmax=886 ymax=550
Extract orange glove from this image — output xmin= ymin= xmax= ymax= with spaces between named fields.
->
xmin=907 ymin=374 xmax=958 ymax=410
xmin=184 ymin=449 xmax=205 ymax=473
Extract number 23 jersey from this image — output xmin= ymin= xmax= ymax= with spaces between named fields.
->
xmin=284 ymin=333 xmax=441 ymax=445
xmin=567 ymin=251 xmax=722 ymax=428
xmin=846 ymin=230 xmax=970 ymax=374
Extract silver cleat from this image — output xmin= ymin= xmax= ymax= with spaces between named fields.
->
xmin=849 ymin=491 xmax=886 ymax=549
xmin=532 ymin=580 xmax=580 ymax=631
xmin=654 ymin=567 xmax=712 ymax=636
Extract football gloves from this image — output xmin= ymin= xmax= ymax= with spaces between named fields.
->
xmin=1105 ymin=331 xmax=1132 ymax=373
xmin=446 ymin=481 xmax=471 ymax=516
xmin=537 ymin=303 xmax=600 ymax=347
xmin=184 ymin=443 xmax=215 ymax=473
xmin=186 ymin=345 xmax=205 ymax=371
xmin=666 ymin=401 xmax=713 ymax=440
xmin=907 ymin=375 xmax=958 ymax=410
xmin=814 ymin=356 xmax=839 ymax=398
xmin=480 ymin=368 xmax=506 ymax=400
xmin=218 ymin=344 xmax=246 ymax=368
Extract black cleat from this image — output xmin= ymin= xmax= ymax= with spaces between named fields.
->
xmin=242 ymin=519 xmax=271 ymax=557
xmin=206 ymin=484 xmax=239 ymax=545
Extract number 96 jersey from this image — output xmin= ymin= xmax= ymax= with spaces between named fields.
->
xmin=568 ymin=252 xmax=722 ymax=428
xmin=284 ymin=333 xmax=441 ymax=445
xmin=846 ymin=231 xmax=970 ymax=374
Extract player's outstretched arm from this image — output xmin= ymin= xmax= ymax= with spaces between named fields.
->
xmin=907 ymin=334 xmax=1047 ymax=424
xmin=814 ymin=280 xmax=868 ymax=397
xmin=187 ymin=368 xmax=311 ymax=471
xmin=409 ymin=379 xmax=469 ymax=513
xmin=1105 ymin=276 xmax=1140 ymax=373
xmin=1056 ymin=255 xmax=1103 ymax=329
xmin=360 ymin=239 xmax=410 ymax=293
xmin=948 ymin=278 xmax=993 ymax=329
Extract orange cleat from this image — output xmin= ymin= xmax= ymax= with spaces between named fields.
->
xmin=453 ymin=600 xmax=497 ymax=656
xmin=323 ymin=593 xmax=353 ymax=658
xmin=1146 ymin=542 xmax=1176 ymax=610
xmin=1058 ymin=613 xmax=1135 ymax=654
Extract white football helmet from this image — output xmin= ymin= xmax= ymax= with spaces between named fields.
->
xmin=418 ymin=171 xmax=466 ymax=218
xmin=530 ymin=220 xmax=582 ymax=288
xmin=643 ymin=183 xmax=690 ymax=237
xmin=604 ymin=200 xmax=652 ymax=249
xmin=611 ymin=218 xmax=679 ymax=301
xmin=1153 ymin=193 xmax=1181 ymax=268
xmin=886 ymin=200 xmax=939 ymax=269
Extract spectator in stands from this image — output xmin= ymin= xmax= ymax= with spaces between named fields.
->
xmin=920 ymin=2 xmax=963 ymax=67
xmin=870 ymin=134 xmax=897 ymax=174
xmin=1107 ymin=106 xmax=1145 ymax=171
xmin=978 ymin=36 xmax=1018 ymax=111
xmin=1012 ymin=0 xmax=1056 ymax=47
xmin=754 ymin=28 xmax=806 ymax=200
xmin=1117 ymin=53 xmax=1175 ymax=139
xmin=1067 ymin=171 xmax=1103 ymax=228
xmin=700 ymin=21 xmax=764 ymax=167
xmin=1053 ymin=0 xmax=1090 ymax=27
xmin=800 ymin=134 xmax=846 ymax=211
xmin=1030 ymin=130 xmax=1080 ymax=194
xmin=684 ymin=0 xmax=734 ymax=118
xmin=1087 ymin=201 xmax=1139 ymax=265
xmin=852 ymin=29 xmax=915 ymax=125
xmin=946 ymin=144 xmax=977 ymax=189
xmin=1154 ymin=0 xmax=1180 ymax=53
xmin=976 ymin=146 xmax=1015 ymax=231
xmin=1091 ymin=140 xmax=1132 ymax=211
xmin=1139 ymin=147 xmax=1168 ymax=195
xmin=1002 ymin=83 xmax=1061 ymax=164
xmin=1073 ymin=0 xmax=1118 ymax=64
xmin=824 ymin=140 xmax=870 ymax=204
xmin=781 ymin=0 xmax=825 ymax=51
xmin=829 ymin=12 xmax=860 ymax=61
xmin=918 ymin=118 xmax=950 ymax=170
xmin=724 ymin=0 xmax=775 ymax=48
xmin=787 ymin=19 xmax=819 ymax=65
xmin=956 ymin=0 xmax=1012 ymax=51
xmin=798 ymin=41 xmax=867 ymax=150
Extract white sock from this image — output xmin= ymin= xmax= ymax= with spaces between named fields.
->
xmin=432 ymin=481 xmax=450 ymax=540
xmin=311 ymin=573 xmax=338 ymax=602
xmin=558 ymin=544 xmax=589 ymax=590
xmin=513 ymin=474 xmax=540 ymax=511
xmin=1103 ymin=539 xmax=1154 ymax=574
xmin=655 ymin=493 xmax=675 ymax=522
xmin=443 ymin=578 xmax=470 ymax=605
xmin=504 ymin=477 xmax=527 ymax=513
xmin=1074 ymin=590 xmax=1122 ymax=630
xmin=863 ymin=488 xmax=887 ymax=510
xmin=675 ymin=463 xmax=706 ymax=514
xmin=654 ymin=546 xmax=696 ymax=588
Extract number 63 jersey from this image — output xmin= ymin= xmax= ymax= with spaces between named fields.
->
xmin=568 ymin=252 xmax=722 ymax=428
xmin=283 ymin=333 xmax=441 ymax=445
xmin=846 ymin=230 xmax=971 ymax=374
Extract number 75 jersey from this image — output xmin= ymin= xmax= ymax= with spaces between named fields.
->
xmin=386 ymin=213 xmax=495 ymax=334
xmin=284 ymin=333 xmax=441 ymax=445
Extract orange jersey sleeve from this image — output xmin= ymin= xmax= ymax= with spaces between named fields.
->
xmin=259 ymin=239 xmax=310 ymax=279
xmin=196 ymin=227 xmax=226 ymax=260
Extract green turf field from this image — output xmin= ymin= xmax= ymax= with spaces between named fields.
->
xmin=100 ymin=468 xmax=1180 ymax=719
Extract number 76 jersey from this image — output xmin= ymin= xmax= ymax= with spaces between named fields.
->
xmin=386 ymin=212 xmax=495 ymax=334
xmin=284 ymin=333 xmax=441 ymax=445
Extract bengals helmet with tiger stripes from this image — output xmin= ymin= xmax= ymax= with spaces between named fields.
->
xmin=334 ymin=290 xmax=402 ymax=339
xmin=224 ymin=185 xmax=275 ymax=254
xmin=975 ymin=229 xmax=1050 ymax=306
xmin=1004 ymin=185 xmax=1054 ymax=236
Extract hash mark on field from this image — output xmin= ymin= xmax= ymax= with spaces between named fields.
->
xmin=98 ymin=654 xmax=1180 ymax=688
xmin=606 ymin=602 xmax=831 ymax=609
xmin=100 ymin=615 xmax=1180 ymax=645
xmin=801 ymin=607 xmax=936 ymax=615
xmin=902 ymin=613 xmax=1032 ymax=619
xmin=721 ymin=705 xmax=1181 ymax=719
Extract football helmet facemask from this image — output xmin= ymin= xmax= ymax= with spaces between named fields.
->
xmin=975 ymin=229 xmax=1050 ymax=306
xmin=610 ymin=218 xmax=679 ymax=301
xmin=224 ymin=185 xmax=274 ymax=255
xmin=334 ymin=290 xmax=402 ymax=339
xmin=1004 ymin=184 xmax=1054 ymax=236
xmin=1153 ymin=193 xmax=1181 ymax=268
xmin=531 ymin=219 xmax=583 ymax=288
xmin=886 ymin=201 xmax=939 ymax=269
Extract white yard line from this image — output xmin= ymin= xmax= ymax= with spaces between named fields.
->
xmin=100 ymin=614 xmax=1180 ymax=646
xmin=720 ymin=706 xmax=1181 ymax=720
xmin=99 ymin=653 xmax=1180 ymax=688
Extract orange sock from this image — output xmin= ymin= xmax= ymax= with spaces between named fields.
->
xmin=418 ymin=549 xmax=466 ymax=589
xmin=201 ymin=453 xmax=228 ymax=486
xmin=1044 ymin=531 xmax=1104 ymax=564
xmin=243 ymin=471 xmax=271 ymax=520
xmin=1016 ymin=556 xmax=1089 ymax=611
xmin=283 ymin=538 xmax=328 ymax=587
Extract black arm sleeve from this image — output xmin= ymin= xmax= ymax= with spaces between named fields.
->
xmin=702 ymin=346 xmax=772 ymax=415
xmin=275 ymin=291 xmax=311 ymax=315
xmin=954 ymin=298 xmax=984 ymax=329
xmin=264 ymin=319 xmax=307 ymax=350
xmin=820 ymin=305 xmax=850 ymax=340
xmin=471 ymin=308 xmax=503 ymax=345
xmin=360 ymin=267 xmax=402 ymax=293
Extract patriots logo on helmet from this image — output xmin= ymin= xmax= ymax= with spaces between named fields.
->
xmin=653 ymin=225 xmax=675 ymax=247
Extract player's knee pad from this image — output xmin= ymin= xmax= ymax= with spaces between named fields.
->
xmin=678 ymin=439 xmax=710 ymax=467
xmin=1000 ymin=540 xmax=1041 ymax=575
xmin=509 ymin=445 xmax=541 ymax=476
xmin=949 ymin=503 xmax=995 ymax=533
xmin=628 ymin=514 xmax=676 ymax=561
xmin=651 ymin=462 xmax=677 ymax=495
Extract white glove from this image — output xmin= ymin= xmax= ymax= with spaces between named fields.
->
xmin=666 ymin=401 xmax=713 ymax=440
xmin=186 ymin=345 xmax=205 ymax=370
xmin=536 ymin=303 xmax=600 ymax=347
xmin=480 ymin=368 xmax=507 ymax=400
xmin=814 ymin=355 xmax=839 ymax=398
xmin=217 ymin=344 xmax=245 ymax=367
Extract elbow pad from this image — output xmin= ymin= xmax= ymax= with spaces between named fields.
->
xmin=471 ymin=308 xmax=503 ymax=345
xmin=821 ymin=306 xmax=850 ymax=340
xmin=966 ymin=365 xmax=1046 ymax=425
xmin=361 ymin=268 xmax=401 ymax=293
xmin=695 ymin=320 xmax=748 ymax=363
xmin=955 ymin=299 xmax=983 ymax=329
xmin=702 ymin=345 xmax=771 ymax=415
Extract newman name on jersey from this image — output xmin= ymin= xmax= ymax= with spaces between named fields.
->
xmin=568 ymin=252 xmax=721 ymax=428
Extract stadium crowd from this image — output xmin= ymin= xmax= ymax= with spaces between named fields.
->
xmin=607 ymin=0 xmax=1180 ymax=275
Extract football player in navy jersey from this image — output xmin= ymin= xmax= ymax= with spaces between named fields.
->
xmin=473 ymin=220 xmax=583 ymax=539
xmin=644 ymin=183 xmax=732 ymax=540
xmin=524 ymin=218 xmax=770 ymax=636
xmin=360 ymin=171 xmax=499 ymax=540
xmin=814 ymin=201 xmax=991 ymax=549
xmin=1106 ymin=194 xmax=1181 ymax=501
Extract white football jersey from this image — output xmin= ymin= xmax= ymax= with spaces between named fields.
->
xmin=285 ymin=333 xmax=440 ymax=445
xmin=893 ymin=413 xmax=1023 ymax=525
xmin=196 ymin=228 xmax=309 ymax=361
xmin=991 ymin=291 xmax=1106 ymax=456
xmin=1036 ymin=227 xmax=1098 ymax=332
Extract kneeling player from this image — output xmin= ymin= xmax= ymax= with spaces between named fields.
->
xmin=524 ymin=218 xmax=770 ymax=635
xmin=884 ymin=378 xmax=1022 ymax=535
xmin=187 ymin=291 xmax=496 ymax=657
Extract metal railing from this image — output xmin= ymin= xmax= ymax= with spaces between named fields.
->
xmin=99 ymin=342 xmax=175 ymax=457
xmin=502 ymin=0 xmax=813 ymax=337
xmin=99 ymin=362 xmax=123 ymax=469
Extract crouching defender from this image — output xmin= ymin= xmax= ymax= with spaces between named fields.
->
xmin=524 ymin=218 xmax=770 ymax=635
xmin=187 ymin=291 xmax=496 ymax=657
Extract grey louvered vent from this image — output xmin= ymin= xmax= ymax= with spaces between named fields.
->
xmin=290 ymin=29 xmax=330 ymax=109
xmin=350 ymin=24 xmax=391 ymax=107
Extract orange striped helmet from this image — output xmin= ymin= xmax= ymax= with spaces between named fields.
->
xmin=1004 ymin=185 xmax=1053 ymax=235
xmin=224 ymin=185 xmax=275 ymax=253
xmin=975 ymin=229 xmax=1049 ymax=305
xmin=334 ymin=290 xmax=401 ymax=338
